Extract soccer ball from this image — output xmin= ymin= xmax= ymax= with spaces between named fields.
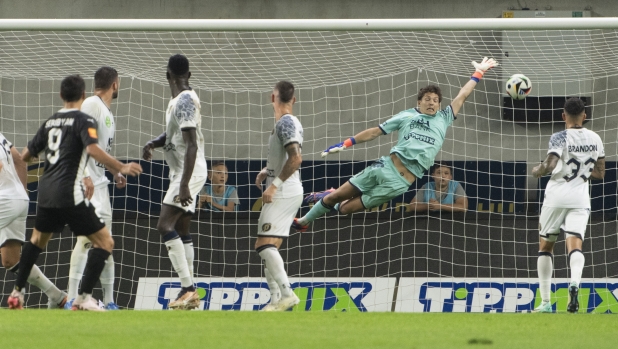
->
xmin=505 ymin=74 xmax=532 ymax=100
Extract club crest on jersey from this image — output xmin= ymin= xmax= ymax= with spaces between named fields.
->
xmin=262 ymin=223 xmax=272 ymax=232
xmin=105 ymin=115 xmax=112 ymax=128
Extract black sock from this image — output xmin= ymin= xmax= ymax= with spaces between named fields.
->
xmin=79 ymin=248 xmax=111 ymax=295
xmin=15 ymin=242 xmax=42 ymax=291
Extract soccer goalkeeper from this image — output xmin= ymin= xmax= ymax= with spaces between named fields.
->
xmin=292 ymin=57 xmax=498 ymax=232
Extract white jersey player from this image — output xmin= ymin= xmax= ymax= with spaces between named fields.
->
xmin=532 ymin=97 xmax=605 ymax=313
xmin=142 ymin=54 xmax=206 ymax=310
xmin=66 ymin=66 xmax=124 ymax=310
xmin=254 ymin=81 xmax=303 ymax=311
xmin=0 ymin=132 xmax=68 ymax=308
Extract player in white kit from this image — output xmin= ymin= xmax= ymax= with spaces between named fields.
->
xmin=532 ymin=97 xmax=605 ymax=313
xmin=254 ymin=81 xmax=303 ymax=311
xmin=143 ymin=54 xmax=207 ymax=310
xmin=0 ymin=132 xmax=68 ymax=308
xmin=65 ymin=67 xmax=124 ymax=310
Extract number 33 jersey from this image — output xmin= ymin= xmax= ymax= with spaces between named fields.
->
xmin=27 ymin=109 xmax=100 ymax=208
xmin=543 ymin=128 xmax=604 ymax=209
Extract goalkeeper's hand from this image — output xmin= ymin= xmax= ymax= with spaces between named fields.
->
xmin=472 ymin=57 xmax=499 ymax=74
xmin=320 ymin=137 xmax=356 ymax=157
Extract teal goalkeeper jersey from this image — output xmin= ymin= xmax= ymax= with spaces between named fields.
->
xmin=378 ymin=105 xmax=455 ymax=173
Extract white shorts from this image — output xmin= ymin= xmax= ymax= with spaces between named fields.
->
xmin=0 ymin=199 xmax=28 ymax=247
xmin=163 ymin=175 xmax=207 ymax=213
xmin=257 ymin=195 xmax=303 ymax=238
xmin=539 ymin=206 xmax=590 ymax=242
xmin=90 ymin=186 xmax=112 ymax=232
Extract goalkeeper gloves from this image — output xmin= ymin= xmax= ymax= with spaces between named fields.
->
xmin=321 ymin=137 xmax=356 ymax=157
xmin=470 ymin=57 xmax=499 ymax=82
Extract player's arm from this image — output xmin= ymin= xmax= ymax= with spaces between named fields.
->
xmin=321 ymin=127 xmax=383 ymax=157
xmin=11 ymin=146 xmax=27 ymax=191
xmin=407 ymin=196 xmax=429 ymax=212
xmin=178 ymin=128 xmax=198 ymax=206
xmin=532 ymin=153 xmax=560 ymax=178
xmin=451 ymin=57 xmax=499 ymax=116
xmin=263 ymin=143 xmax=302 ymax=204
xmin=255 ymin=166 xmax=268 ymax=190
xmin=22 ymin=122 xmax=48 ymax=163
xmin=142 ymin=132 xmax=167 ymax=161
xmin=591 ymin=157 xmax=605 ymax=180
xmin=87 ymin=144 xmax=142 ymax=177
xmin=432 ymin=196 xmax=469 ymax=213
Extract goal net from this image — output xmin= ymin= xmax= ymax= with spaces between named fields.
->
xmin=1 ymin=21 xmax=617 ymax=312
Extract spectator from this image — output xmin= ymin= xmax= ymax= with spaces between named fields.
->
xmin=408 ymin=161 xmax=468 ymax=213
xmin=198 ymin=161 xmax=240 ymax=212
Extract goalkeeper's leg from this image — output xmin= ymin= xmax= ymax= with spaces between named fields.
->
xmin=296 ymin=182 xmax=360 ymax=226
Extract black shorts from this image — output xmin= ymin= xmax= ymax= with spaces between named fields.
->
xmin=34 ymin=202 xmax=105 ymax=236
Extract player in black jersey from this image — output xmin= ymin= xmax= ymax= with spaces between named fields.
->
xmin=7 ymin=75 xmax=142 ymax=311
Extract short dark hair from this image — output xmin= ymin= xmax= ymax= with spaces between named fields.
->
xmin=211 ymin=161 xmax=227 ymax=170
xmin=564 ymin=97 xmax=585 ymax=117
xmin=418 ymin=85 xmax=443 ymax=103
xmin=430 ymin=160 xmax=452 ymax=175
xmin=168 ymin=54 xmax=190 ymax=76
xmin=94 ymin=66 xmax=118 ymax=90
xmin=60 ymin=75 xmax=85 ymax=102
xmin=275 ymin=80 xmax=295 ymax=103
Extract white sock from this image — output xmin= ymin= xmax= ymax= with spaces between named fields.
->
xmin=569 ymin=250 xmax=585 ymax=287
xmin=258 ymin=247 xmax=293 ymax=298
xmin=538 ymin=253 xmax=553 ymax=303
xmin=68 ymin=235 xmax=91 ymax=300
xmin=183 ymin=242 xmax=195 ymax=285
xmin=165 ymin=238 xmax=193 ymax=288
xmin=28 ymin=264 xmax=64 ymax=303
xmin=99 ymin=254 xmax=115 ymax=304
xmin=264 ymin=266 xmax=281 ymax=304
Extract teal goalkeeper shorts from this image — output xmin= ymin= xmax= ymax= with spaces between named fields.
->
xmin=348 ymin=156 xmax=413 ymax=209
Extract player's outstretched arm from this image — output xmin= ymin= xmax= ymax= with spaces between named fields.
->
xmin=321 ymin=127 xmax=383 ymax=157
xmin=591 ymin=158 xmax=606 ymax=180
xmin=87 ymin=144 xmax=142 ymax=177
xmin=142 ymin=132 xmax=167 ymax=161
xmin=451 ymin=57 xmax=499 ymax=116
xmin=11 ymin=146 xmax=27 ymax=191
xmin=263 ymin=143 xmax=302 ymax=203
xmin=177 ymin=128 xmax=198 ymax=207
xmin=532 ymin=153 xmax=560 ymax=178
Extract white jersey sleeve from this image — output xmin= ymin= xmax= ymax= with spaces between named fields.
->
xmin=81 ymin=96 xmax=115 ymax=189
xmin=0 ymin=132 xmax=29 ymax=201
xmin=543 ymin=128 xmax=604 ymax=209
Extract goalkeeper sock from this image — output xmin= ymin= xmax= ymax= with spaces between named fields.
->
xmin=15 ymin=242 xmax=42 ymax=292
xmin=80 ymin=248 xmax=111 ymax=295
xmin=68 ymin=235 xmax=91 ymax=300
xmin=182 ymin=235 xmax=195 ymax=285
xmin=569 ymin=249 xmax=585 ymax=287
xmin=164 ymin=234 xmax=193 ymax=288
xmin=298 ymin=199 xmax=333 ymax=225
xmin=99 ymin=254 xmax=115 ymax=304
xmin=257 ymin=245 xmax=293 ymax=298
xmin=264 ymin=265 xmax=281 ymax=304
xmin=537 ymin=252 xmax=553 ymax=303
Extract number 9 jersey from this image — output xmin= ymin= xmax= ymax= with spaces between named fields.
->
xmin=543 ymin=128 xmax=604 ymax=209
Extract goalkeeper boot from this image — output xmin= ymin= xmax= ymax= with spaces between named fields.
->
xmin=291 ymin=218 xmax=309 ymax=233
xmin=7 ymin=289 xmax=24 ymax=310
xmin=533 ymin=301 xmax=552 ymax=313
xmin=303 ymin=188 xmax=335 ymax=206
xmin=72 ymin=294 xmax=105 ymax=312
xmin=567 ymin=283 xmax=579 ymax=313
xmin=272 ymin=293 xmax=300 ymax=311
xmin=105 ymin=302 xmax=120 ymax=310
xmin=169 ymin=287 xmax=200 ymax=310
xmin=64 ymin=298 xmax=75 ymax=310
xmin=47 ymin=291 xmax=68 ymax=309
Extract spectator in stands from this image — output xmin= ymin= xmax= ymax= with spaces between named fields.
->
xmin=198 ymin=161 xmax=240 ymax=212
xmin=408 ymin=161 xmax=468 ymax=213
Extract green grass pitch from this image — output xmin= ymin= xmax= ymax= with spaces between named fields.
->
xmin=0 ymin=311 xmax=615 ymax=348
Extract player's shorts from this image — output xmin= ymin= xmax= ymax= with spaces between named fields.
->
xmin=257 ymin=195 xmax=303 ymax=238
xmin=90 ymin=186 xmax=112 ymax=233
xmin=34 ymin=202 xmax=105 ymax=236
xmin=0 ymin=199 xmax=28 ymax=247
xmin=163 ymin=175 xmax=207 ymax=213
xmin=349 ymin=156 xmax=412 ymax=209
xmin=539 ymin=206 xmax=590 ymax=242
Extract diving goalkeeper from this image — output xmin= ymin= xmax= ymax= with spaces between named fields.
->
xmin=292 ymin=57 xmax=498 ymax=232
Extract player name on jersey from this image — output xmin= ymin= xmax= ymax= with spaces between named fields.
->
xmin=568 ymin=145 xmax=598 ymax=152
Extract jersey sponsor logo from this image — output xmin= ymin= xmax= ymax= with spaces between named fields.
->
xmin=88 ymin=128 xmax=98 ymax=139
xmin=45 ymin=118 xmax=75 ymax=128
xmin=105 ymin=115 xmax=112 ymax=128
xmin=568 ymin=145 xmax=597 ymax=152
xmin=409 ymin=118 xmax=430 ymax=132
xmin=397 ymin=278 xmax=618 ymax=313
xmin=403 ymin=131 xmax=436 ymax=145
xmin=135 ymin=277 xmax=395 ymax=311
